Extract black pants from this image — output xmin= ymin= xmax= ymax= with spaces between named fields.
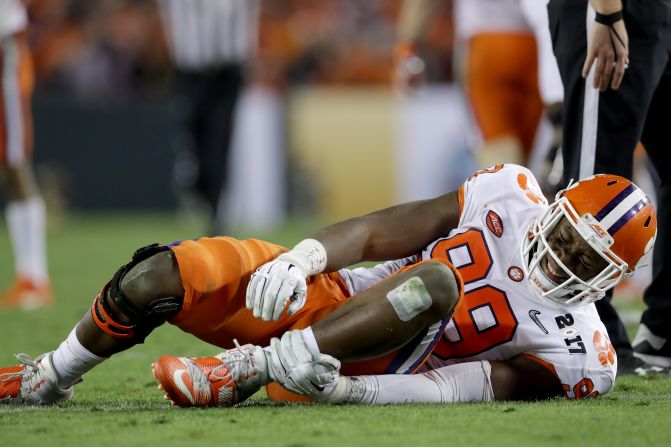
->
xmin=176 ymin=65 xmax=244 ymax=232
xmin=548 ymin=0 xmax=671 ymax=353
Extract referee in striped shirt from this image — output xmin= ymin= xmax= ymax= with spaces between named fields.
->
xmin=159 ymin=0 xmax=260 ymax=234
xmin=548 ymin=0 xmax=671 ymax=373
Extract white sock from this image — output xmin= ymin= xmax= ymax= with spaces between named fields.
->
xmin=329 ymin=361 xmax=494 ymax=404
xmin=6 ymin=197 xmax=49 ymax=284
xmin=51 ymin=327 xmax=106 ymax=388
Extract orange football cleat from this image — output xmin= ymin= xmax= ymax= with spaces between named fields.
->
xmin=0 ymin=277 xmax=53 ymax=310
xmin=152 ymin=342 xmax=268 ymax=407
xmin=0 ymin=353 xmax=73 ymax=405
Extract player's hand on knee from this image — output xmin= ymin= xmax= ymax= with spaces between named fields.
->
xmin=246 ymin=259 xmax=308 ymax=320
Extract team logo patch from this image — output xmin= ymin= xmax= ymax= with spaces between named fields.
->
xmin=593 ymin=330 xmax=616 ymax=366
xmin=508 ymin=266 xmax=524 ymax=282
xmin=486 ymin=210 xmax=504 ymax=238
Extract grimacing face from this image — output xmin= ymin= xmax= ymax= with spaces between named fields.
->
xmin=541 ymin=217 xmax=609 ymax=284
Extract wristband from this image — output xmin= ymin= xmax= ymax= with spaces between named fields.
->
xmin=595 ymin=10 xmax=623 ymax=25
xmin=278 ymin=238 xmax=327 ymax=277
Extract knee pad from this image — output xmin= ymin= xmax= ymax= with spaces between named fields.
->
xmin=91 ymin=243 xmax=182 ymax=341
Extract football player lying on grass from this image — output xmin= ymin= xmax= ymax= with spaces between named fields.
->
xmin=0 ymin=164 xmax=656 ymax=405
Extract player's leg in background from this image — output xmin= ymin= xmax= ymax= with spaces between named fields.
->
xmin=179 ymin=67 xmax=243 ymax=236
xmin=514 ymin=40 xmax=544 ymax=168
xmin=0 ymin=32 xmax=51 ymax=309
xmin=465 ymin=33 xmax=539 ymax=168
xmin=634 ymin=63 xmax=671 ymax=367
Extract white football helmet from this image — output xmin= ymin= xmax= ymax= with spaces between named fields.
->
xmin=521 ymin=174 xmax=657 ymax=305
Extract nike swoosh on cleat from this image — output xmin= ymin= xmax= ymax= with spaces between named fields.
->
xmin=173 ymin=368 xmax=196 ymax=405
xmin=529 ymin=310 xmax=548 ymax=334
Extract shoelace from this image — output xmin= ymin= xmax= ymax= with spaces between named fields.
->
xmin=0 ymin=353 xmax=38 ymax=382
xmin=210 ymin=339 xmax=255 ymax=382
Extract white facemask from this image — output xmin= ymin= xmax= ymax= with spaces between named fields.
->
xmin=520 ymin=198 xmax=629 ymax=306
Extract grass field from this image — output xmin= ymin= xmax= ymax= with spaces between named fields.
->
xmin=1 ymin=214 xmax=670 ymax=447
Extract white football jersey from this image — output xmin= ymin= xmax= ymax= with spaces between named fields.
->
xmin=338 ymin=164 xmax=616 ymax=399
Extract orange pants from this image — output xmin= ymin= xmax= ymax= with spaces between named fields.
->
xmin=168 ymin=237 xmax=458 ymax=402
xmin=0 ymin=32 xmax=34 ymax=167
xmin=169 ymin=237 xmax=349 ymax=348
xmin=466 ymin=33 xmax=543 ymax=159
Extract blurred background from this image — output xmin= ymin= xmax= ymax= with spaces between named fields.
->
xmin=0 ymin=0 xmax=652 ymax=315
xmin=21 ymin=0 xmax=461 ymax=227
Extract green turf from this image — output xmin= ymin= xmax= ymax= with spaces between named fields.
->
xmin=1 ymin=214 xmax=670 ymax=447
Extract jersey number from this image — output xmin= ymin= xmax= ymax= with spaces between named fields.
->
xmin=431 ymin=230 xmax=518 ymax=359
xmin=563 ymin=378 xmax=599 ymax=399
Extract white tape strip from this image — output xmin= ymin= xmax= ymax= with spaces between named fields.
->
xmin=386 ymin=276 xmax=433 ymax=322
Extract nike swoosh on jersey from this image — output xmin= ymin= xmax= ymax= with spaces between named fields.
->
xmin=528 ymin=310 xmax=548 ymax=334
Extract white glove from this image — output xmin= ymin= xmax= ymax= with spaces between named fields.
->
xmin=246 ymin=239 xmax=327 ymax=321
xmin=246 ymin=259 xmax=308 ymax=321
xmin=268 ymin=331 xmax=341 ymax=398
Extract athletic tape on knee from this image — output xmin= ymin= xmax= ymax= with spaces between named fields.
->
xmin=386 ymin=276 xmax=433 ymax=321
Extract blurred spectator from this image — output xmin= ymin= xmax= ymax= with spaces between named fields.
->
xmin=158 ymin=0 xmax=260 ymax=235
xmin=25 ymin=1 xmax=456 ymax=96
xmin=28 ymin=0 xmax=171 ymax=100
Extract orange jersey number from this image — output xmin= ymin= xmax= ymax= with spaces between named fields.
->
xmin=431 ymin=229 xmax=518 ymax=359
xmin=562 ymin=378 xmax=599 ymax=400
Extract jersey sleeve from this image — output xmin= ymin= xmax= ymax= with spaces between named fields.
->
xmin=459 ymin=164 xmax=547 ymax=225
xmin=337 ymin=256 xmax=418 ymax=296
xmin=523 ymin=330 xmax=617 ymax=400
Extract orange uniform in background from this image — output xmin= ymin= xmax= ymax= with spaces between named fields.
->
xmin=0 ymin=31 xmax=34 ymax=166
xmin=454 ymin=0 xmax=544 ymax=163
xmin=466 ymin=33 xmax=543 ymax=159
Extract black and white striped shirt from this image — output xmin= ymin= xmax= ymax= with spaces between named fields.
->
xmin=158 ymin=0 xmax=259 ymax=71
